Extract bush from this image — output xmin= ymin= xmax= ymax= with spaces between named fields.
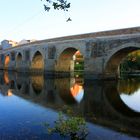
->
xmin=46 ymin=112 xmax=88 ymax=140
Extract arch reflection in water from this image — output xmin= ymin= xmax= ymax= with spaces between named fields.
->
xmin=4 ymin=71 xmax=10 ymax=84
xmin=119 ymin=78 xmax=140 ymax=112
xmin=70 ymin=78 xmax=84 ymax=103
xmin=31 ymin=75 xmax=44 ymax=95
xmin=105 ymin=80 xmax=140 ymax=117
xmin=55 ymin=77 xmax=84 ymax=104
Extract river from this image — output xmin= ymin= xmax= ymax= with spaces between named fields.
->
xmin=0 ymin=71 xmax=140 ymax=140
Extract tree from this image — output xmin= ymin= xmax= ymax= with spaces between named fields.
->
xmin=41 ymin=0 xmax=71 ymax=21
xmin=46 ymin=112 xmax=88 ymax=140
xmin=41 ymin=0 xmax=70 ymax=12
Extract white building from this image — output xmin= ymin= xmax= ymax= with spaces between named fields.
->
xmin=18 ymin=39 xmax=30 ymax=45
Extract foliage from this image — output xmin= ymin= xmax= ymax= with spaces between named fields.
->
xmin=118 ymin=79 xmax=140 ymax=95
xmin=41 ymin=0 xmax=70 ymax=12
xmin=46 ymin=112 xmax=88 ymax=140
xmin=120 ymin=52 xmax=140 ymax=72
xmin=74 ymin=61 xmax=84 ymax=71
xmin=41 ymin=0 xmax=71 ymax=21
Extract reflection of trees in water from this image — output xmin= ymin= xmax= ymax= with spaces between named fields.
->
xmin=31 ymin=75 xmax=44 ymax=95
xmin=118 ymin=78 xmax=140 ymax=95
xmin=105 ymin=81 xmax=140 ymax=117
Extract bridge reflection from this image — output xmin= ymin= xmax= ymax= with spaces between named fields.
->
xmin=70 ymin=82 xmax=84 ymax=103
xmin=31 ymin=75 xmax=44 ymax=95
xmin=118 ymin=78 xmax=140 ymax=112
xmin=0 ymin=71 xmax=140 ymax=137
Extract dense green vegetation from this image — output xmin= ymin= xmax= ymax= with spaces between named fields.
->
xmin=46 ymin=111 xmax=88 ymax=140
xmin=74 ymin=61 xmax=84 ymax=71
xmin=120 ymin=51 xmax=140 ymax=72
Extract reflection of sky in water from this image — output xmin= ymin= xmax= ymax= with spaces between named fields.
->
xmin=70 ymin=84 xmax=84 ymax=103
xmin=0 ymin=92 xmax=59 ymax=139
xmin=7 ymin=89 xmax=13 ymax=96
xmin=120 ymin=89 xmax=140 ymax=112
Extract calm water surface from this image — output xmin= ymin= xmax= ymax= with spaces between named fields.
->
xmin=0 ymin=71 xmax=140 ymax=140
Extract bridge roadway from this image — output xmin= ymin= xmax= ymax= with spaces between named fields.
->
xmin=1 ymin=26 xmax=140 ymax=79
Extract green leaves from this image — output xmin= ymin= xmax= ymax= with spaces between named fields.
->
xmin=41 ymin=0 xmax=71 ymax=21
xmin=42 ymin=0 xmax=71 ymax=12
xmin=53 ymin=1 xmax=70 ymax=11
xmin=46 ymin=112 xmax=88 ymax=140
xmin=44 ymin=4 xmax=51 ymax=11
xmin=120 ymin=52 xmax=140 ymax=72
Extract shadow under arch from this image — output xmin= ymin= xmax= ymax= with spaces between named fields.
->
xmin=4 ymin=54 xmax=10 ymax=70
xmin=104 ymin=46 xmax=140 ymax=77
xmin=104 ymin=81 xmax=140 ymax=117
xmin=16 ymin=52 xmax=22 ymax=61
xmin=55 ymin=47 xmax=84 ymax=75
xmin=31 ymin=51 xmax=44 ymax=73
xmin=16 ymin=52 xmax=22 ymax=70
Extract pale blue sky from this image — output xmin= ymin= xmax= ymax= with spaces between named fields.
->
xmin=0 ymin=0 xmax=140 ymax=42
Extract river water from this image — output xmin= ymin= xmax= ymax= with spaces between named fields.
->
xmin=0 ymin=71 xmax=140 ymax=140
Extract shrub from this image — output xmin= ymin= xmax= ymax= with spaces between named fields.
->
xmin=47 ymin=112 xmax=88 ymax=140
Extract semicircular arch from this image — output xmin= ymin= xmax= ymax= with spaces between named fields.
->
xmin=16 ymin=52 xmax=22 ymax=61
xmin=31 ymin=51 xmax=44 ymax=72
xmin=31 ymin=50 xmax=44 ymax=61
xmin=56 ymin=46 xmax=85 ymax=60
xmin=4 ymin=54 xmax=10 ymax=69
xmin=55 ymin=47 xmax=84 ymax=73
xmin=104 ymin=43 xmax=140 ymax=74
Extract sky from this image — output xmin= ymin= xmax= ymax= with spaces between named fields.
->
xmin=0 ymin=0 xmax=140 ymax=42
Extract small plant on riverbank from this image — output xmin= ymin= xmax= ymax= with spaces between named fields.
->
xmin=46 ymin=112 xmax=88 ymax=140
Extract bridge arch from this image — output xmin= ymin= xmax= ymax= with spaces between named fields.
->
xmin=16 ymin=52 xmax=22 ymax=61
xmin=31 ymin=51 xmax=44 ymax=72
xmin=55 ymin=47 xmax=84 ymax=73
xmin=16 ymin=52 xmax=22 ymax=70
xmin=4 ymin=54 xmax=10 ymax=70
xmin=104 ymin=43 xmax=140 ymax=77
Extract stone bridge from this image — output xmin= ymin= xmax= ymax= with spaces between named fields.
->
xmin=1 ymin=27 xmax=140 ymax=79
